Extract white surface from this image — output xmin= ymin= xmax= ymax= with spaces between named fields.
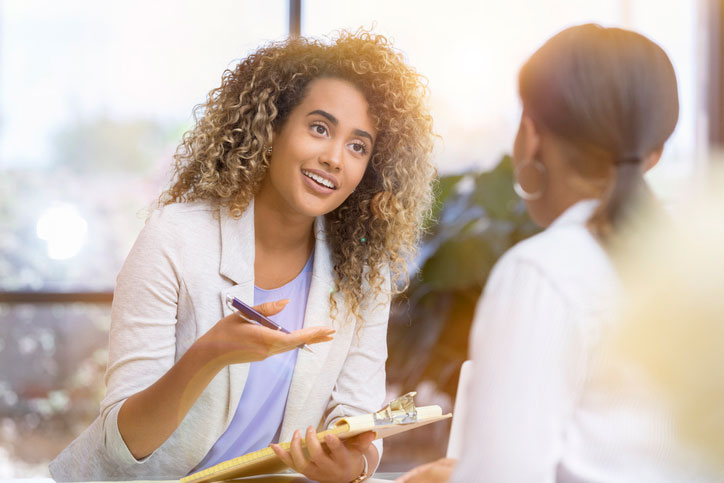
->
xmin=446 ymin=360 xmax=472 ymax=459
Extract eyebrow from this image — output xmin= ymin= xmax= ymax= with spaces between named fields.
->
xmin=308 ymin=109 xmax=375 ymax=144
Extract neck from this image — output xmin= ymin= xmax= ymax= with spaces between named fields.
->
xmin=534 ymin=146 xmax=601 ymax=227
xmin=547 ymin=189 xmax=589 ymax=225
xmin=253 ymin=189 xmax=315 ymax=255
xmin=532 ymin=172 xmax=592 ymax=228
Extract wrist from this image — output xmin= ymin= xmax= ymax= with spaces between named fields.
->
xmin=188 ymin=335 xmax=228 ymax=374
xmin=348 ymin=454 xmax=369 ymax=483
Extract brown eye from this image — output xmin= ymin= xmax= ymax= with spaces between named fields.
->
xmin=312 ymin=123 xmax=328 ymax=135
xmin=351 ymin=143 xmax=368 ymax=154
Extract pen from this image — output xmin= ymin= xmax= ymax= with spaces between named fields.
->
xmin=225 ymin=294 xmax=314 ymax=353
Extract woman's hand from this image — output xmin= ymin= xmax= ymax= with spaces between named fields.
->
xmin=118 ymin=299 xmax=333 ymax=460
xmin=395 ymin=458 xmax=456 ymax=483
xmin=196 ymin=299 xmax=335 ymax=368
xmin=271 ymin=427 xmax=376 ymax=483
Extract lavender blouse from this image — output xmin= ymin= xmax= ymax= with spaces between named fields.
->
xmin=190 ymin=252 xmax=314 ymax=473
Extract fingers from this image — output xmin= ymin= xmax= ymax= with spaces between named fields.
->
xmin=268 ymin=326 xmax=335 ymax=355
xmin=427 ymin=459 xmax=456 ymax=482
xmin=395 ymin=461 xmax=434 ymax=483
xmin=324 ymin=433 xmax=348 ymax=462
xmin=272 ymin=428 xmax=371 ymax=482
xmin=271 ymin=430 xmax=313 ymax=473
xmin=343 ymin=430 xmax=375 ymax=453
xmin=306 ymin=426 xmax=333 ymax=468
xmin=270 ymin=443 xmax=293 ymax=468
xmin=289 ymin=429 xmax=313 ymax=473
xmin=395 ymin=458 xmax=457 ymax=483
xmin=253 ymin=299 xmax=290 ymax=317
xmin=294 ymin=326 xmax=336 ymax=345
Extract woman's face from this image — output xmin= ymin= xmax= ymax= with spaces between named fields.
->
xmin=258 ymin=77 xmax=375 ymax=220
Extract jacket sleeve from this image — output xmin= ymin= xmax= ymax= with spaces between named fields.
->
xmin=323 ymin=265 xmax=391 ymax=469
xmin=99 ymin=208 xmax=184 ymax=467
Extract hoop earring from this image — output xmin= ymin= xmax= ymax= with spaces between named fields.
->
xmin=513 ymin=159 xmax=546 ymax=201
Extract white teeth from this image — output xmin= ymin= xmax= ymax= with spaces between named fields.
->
xmin=302 ymin=170 xmax=335 ymax=189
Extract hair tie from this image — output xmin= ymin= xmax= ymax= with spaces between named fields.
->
xmin=618 ymin=154 xmax=640 ymax=166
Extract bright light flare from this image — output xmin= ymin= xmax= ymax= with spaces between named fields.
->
xmin=36 ymin=203 xmax=88 ymax=260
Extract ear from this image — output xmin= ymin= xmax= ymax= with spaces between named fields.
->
xmin=642 ymin=146 xmax=663 ymax=172
xmin=518 ymin=113 xmax=542 ymax=162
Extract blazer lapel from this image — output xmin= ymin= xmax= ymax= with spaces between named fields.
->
xmin=279 ymin=216 xmax=338 ymax=441
xmin=219 ymin=199 xmax=255 ymax=289
xmin=218 ymin=200 xmax=255 ymax=422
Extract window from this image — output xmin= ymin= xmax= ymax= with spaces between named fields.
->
xmin=304 ymin=0 xmax=703 ymax=198
xmin=0 ymin=1 xmax=286 ymax=475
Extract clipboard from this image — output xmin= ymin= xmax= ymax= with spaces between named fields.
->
xmin=182 ymin=392 xmax=452 ymax=483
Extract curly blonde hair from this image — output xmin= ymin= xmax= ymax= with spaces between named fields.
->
xmin=161 ymin=30 xmax=436 ymax=323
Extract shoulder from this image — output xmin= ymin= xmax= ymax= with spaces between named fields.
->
xmin=489 ymin=221 xmax=619 ymax=310
xmin=472 ymin=221 xmax=620 ymax=358
xmin=505 ymin=221 xmax=607 ymax=271
xmin=143 ymin=201 xmax=220 ymax=236
xmin=127 ymin=201 xmax=223 ymax=261
xmin=148 ymin=200 xmax=218 ymax=224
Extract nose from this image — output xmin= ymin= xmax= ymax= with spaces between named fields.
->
xmin=319 ymin=140 xmax=343 ymax=172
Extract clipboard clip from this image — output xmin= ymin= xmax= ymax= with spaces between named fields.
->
xmin=373 ymin=391 xmax=418 ymax=426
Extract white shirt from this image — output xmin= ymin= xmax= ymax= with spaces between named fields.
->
xmin=452 ymin=200 xmax=717 ymax=482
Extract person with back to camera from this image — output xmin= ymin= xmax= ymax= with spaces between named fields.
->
xmin=50 ymin=29 xmax=436 ymax=482
xmin=397 ymin=24 xmax=716 ymax=482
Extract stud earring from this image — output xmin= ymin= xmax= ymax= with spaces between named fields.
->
xmin=266 ymin=145 xmax=273 ymax=155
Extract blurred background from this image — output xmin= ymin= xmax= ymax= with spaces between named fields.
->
xmin=0 ymin=0 xmax=720 ymax=476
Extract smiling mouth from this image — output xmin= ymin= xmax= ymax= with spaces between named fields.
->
xmin=302 ymin=170 xmax=337 ymax=190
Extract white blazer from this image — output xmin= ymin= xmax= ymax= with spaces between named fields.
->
xmin=50 ymin=200 xmax=389 ymax=481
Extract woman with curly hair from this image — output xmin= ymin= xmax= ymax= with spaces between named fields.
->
xmin=50 ymin=30 xmax=435 ymax=482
